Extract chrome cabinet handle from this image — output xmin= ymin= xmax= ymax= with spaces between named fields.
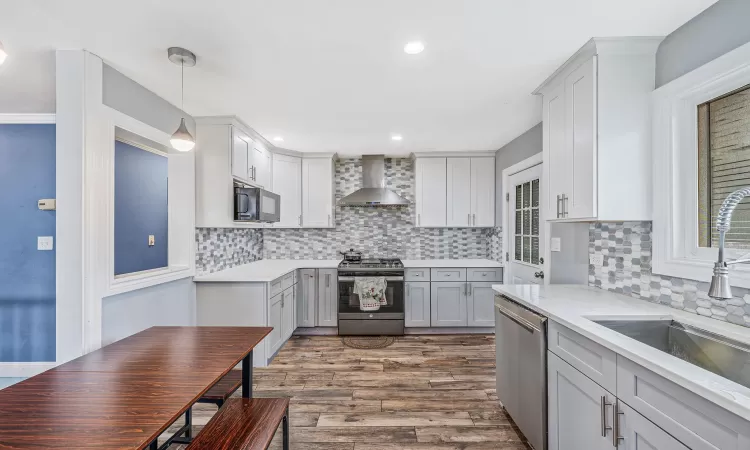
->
xmin=326 ymin=273 xmax=330 ymax=288
xmin=556 ymin=194 xmax=561 ymax=218
xmin=613 ymin=402 xmax=624 ymax=446
xmin=601 ymin=396 xmax=613 ymax=437
xmin=328 ymin=214 xmax=331 ymax=226
xmin=468 ymin=213 xmax=470 ymax=226
xmin=473 ymin=214 xmax=476 ymax=226
xmin=562 ymin=194 xmax=569 ymax=217
xmin=298 ymin=215 xmax=302 ymax=226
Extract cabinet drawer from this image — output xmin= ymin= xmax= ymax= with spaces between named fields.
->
xmin=405 ymin=268 xmax=430 ymax=281
xmin=548 ymin=321 xmax=616 ymax=394
xmin=282 ymin=271 xmax=294 ymax=291
xmin=269 ymin=276 xmax=283 ymax=298
xmin=467 ymin=268 xmax=503 ymax=282
xmin=617 ymin=356 xmax=750 ymax=450
xmin=431 ymin=268 xmax=467 ymax=281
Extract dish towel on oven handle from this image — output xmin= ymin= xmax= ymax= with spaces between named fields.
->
xmin=354 ymin=277 xmax=388 ymax=311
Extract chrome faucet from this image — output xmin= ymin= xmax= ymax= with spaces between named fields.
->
xmin=708 ymin=187 xmax=750 ymax=299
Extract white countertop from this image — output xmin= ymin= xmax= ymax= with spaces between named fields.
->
xmin=194 ymin=258 xmax=503 ymax=283
xmin=493 ymin=284 xmax=750 ymax=422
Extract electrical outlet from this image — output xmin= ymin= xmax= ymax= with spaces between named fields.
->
xmin=550 ymin=237 xmax=561 ymax=252
xmin=38 ymin=236 xmax=54 ymax=251
xmin=148 ymin=235 xmax=155 ymax=246
xmin=590 ymin=254 xmax=604 ymax=266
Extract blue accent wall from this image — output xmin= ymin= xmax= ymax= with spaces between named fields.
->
xmin=0 ymin=124 xmax=56 ymax=362
xmin=114 ymin=141 xmax=168 ymax=275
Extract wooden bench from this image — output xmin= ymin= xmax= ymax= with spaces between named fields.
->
xmin=186 ymin=398 xmax=290 ymax=450
xmin=198 ymin=369 xmax=243 ymax=407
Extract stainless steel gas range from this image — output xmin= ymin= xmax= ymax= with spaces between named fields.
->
xmin=337 ymin=255 xmax=405 ymax=336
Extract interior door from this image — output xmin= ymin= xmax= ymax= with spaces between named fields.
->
xmin=470 ymin=157 xmax=496 ymax=227
xmin=508 ymin=163 xmax=544 ymax=284
xmin=446 ymin=158 xmax=471 ymax=227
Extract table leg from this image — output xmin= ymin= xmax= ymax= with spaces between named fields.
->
xmin=242 ymin=350 xmax=253 ymax=398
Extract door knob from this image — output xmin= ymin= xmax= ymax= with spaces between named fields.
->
xmin=534 ymin=271 xmax=545 ymax=279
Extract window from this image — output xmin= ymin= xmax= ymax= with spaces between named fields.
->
xmin=514 ymin=179 xmax=540 ymax=264
xmin=698 ymin=86 xmax=750 ymax=250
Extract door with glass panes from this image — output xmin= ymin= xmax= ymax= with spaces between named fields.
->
xmin=508 ymin=164 xmax=544 ymax=284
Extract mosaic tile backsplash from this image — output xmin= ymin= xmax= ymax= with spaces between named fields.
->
xmin=589 ymin=221 xmax=750 ymax=328
xmin=195 ymin=228 xmax=263 ymax=274
xmin=264 ymin=158 xmax=500 ymax=259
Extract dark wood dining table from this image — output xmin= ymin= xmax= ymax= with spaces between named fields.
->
xmin=0 ymin=326 xmax=272 ymax=449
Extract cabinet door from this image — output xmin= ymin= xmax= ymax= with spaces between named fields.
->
xmin=415 ymin=158 xmax=447 ymax=227
xmin=548 ymin=351 xmax=613 ymax=450
xmin=430 ymin=282 xmax=467 ymax=327
xmin=268 ymin=293 xmax=284 ymax=355
xmin=446 ymin=158 xmax=471 ymax=227
xmin=467 ymin=282 xmax=495 ymax=326
xmin=302 ymin=158 xmax=334 ymax=227
xmin=617 ymin=402 xmax=688 ymax=450
xmin=282 ymin=287 xmax=295 ymax=341
xmin=545 ymin=81 xmax=568 ymax=220
xmin=470 ymin=157 xmax=495 ymax=227
xmin=251 ymin=143 xmax=271 ymax=188
xmin=272 ymin=154 xmax=302 ymax=227
xmin=405 ymin=282 xmax=431 ymax=327
xmin=565 ymin=55 xmax=597 ymax=219
xmin=297 ymin=269 xmax=317 ymax=327
xmin=231 ymin=128 xmax=250 ymax=181
xmin=317 ymin=269 xmax=338 ymax=327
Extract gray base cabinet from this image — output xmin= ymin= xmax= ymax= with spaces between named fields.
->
xmin=618 ymin=402 xmax=688 ymax=450
xmin=431 ymin=282 xmax=467 ymax=327
xmin=548 ymin=351 xmax=613 ymax=450
xmin=467 ymin=282 xmax=496 ymax=326
xmin=297 ymin=269 xmax=317 ymax=327
xmin=405 ymin=282 xmax=431 ymax=327
xmin=317 ymin=268 xmax=338 ymax=327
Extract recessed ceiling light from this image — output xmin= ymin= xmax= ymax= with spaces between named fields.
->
xmin=404 ymin=41 xmax=424 ymax=55
xmin=391 ymin=135 xmax=403 ymax=141
xmin=0 ymin=41 xmax=8 ymax=66
xmin=273 ymin=136 xmax=284 ymax=142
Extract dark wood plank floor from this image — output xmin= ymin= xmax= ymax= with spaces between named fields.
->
xmin=161 ymin=334 xmax=530 ymax=449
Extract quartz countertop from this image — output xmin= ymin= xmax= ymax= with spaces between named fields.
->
xmin=492 ymin=283 xmax=750 ymax=422
xmin=194 ymin=259 xmax=503 ymax=283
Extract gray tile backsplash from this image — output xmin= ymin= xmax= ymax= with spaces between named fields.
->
xmin=589 ymin=221 xmax=750 ymax=327
xmin=195 ymin=228 xmax=263 ymax=274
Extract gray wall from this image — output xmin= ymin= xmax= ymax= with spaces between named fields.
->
xmin=102 ymin=64 xmax=196 ymax=136
xmin=549 ymin=222 xmax=590 ymax=284
xmin=495 ymin=123 xmax=543 ymax=225
xmin=656 ymin=0 xmax=750 ymax=87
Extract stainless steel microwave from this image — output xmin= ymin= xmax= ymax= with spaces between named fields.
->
xmin=234 ymin=186 xmax=281 ymax=222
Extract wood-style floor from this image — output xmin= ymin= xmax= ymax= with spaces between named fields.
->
xmin=164 ymin=334 xmax=530 ymax=449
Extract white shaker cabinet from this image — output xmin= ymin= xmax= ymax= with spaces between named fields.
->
xmin=297 ymin=269 xmax=318 ymax=327
xmin=548 ymin=351 xmax=614 ymax=450
xmin=467 ymin=282 xmax=496 ymax=326
xmin=415 ymin=157 xmax=447 ymax=227
xmin=430 ymin=282 xmax=467 ymax=327
xmin=250 ymin=141 xmax=272 ymax=188
xmin=535 ymin=37 xmax=661 ymax=222
xmin=446 ymin=158 xmax=471 ymax=227
xmin=405 ymin=282 xmax=431 ymax=327
xmin=617 ymin=402 xmax=688 ymax=450
xmin=272 ymin=153 xmax=302 ymax=227
xmin=231 ymin=128 xmax=251 ymax=182
xmin=302 ymin=156 xmax=335 ymax=228
xmin=470 ymin=157 xmax=495 ymax=227
xmin=317 ymin=269 xmax=338 ymax=327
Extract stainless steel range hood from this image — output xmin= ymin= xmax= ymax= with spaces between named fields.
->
xmin=339 ymin=155 xmax=410 ymax=207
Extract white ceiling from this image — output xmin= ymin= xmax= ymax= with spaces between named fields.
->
xmin=0 ymin=0 xmax=716 ymax=155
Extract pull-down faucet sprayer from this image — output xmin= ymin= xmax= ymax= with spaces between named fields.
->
xmin=708 ymin=187 xmax=750 ymax=299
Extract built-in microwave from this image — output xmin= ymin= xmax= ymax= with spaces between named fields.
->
xmin=234 ymin=185 xmax=281 ymax=222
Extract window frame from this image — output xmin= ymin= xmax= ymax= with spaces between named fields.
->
xmin=653 ymin=40 xmax=750 ymax=288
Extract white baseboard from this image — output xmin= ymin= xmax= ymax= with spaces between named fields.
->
xmin=0 ymin=362 xmax=57 ymax=378
xmin=405 ymin=327 xmax=495 ymax=335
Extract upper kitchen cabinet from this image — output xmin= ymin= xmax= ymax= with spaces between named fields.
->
xmin=414 ymin=153 xmax=495 ymax=228
xmin=534 ymin=37 xmax=661 ymax=222
xmin=195 ymin=116 xmax=276 ymax=228
xmin=302 ymin=155 xmax=336 ymax=228
xmin=272 ymin=153 xmax=302 ymax=227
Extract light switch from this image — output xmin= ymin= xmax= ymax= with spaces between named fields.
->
xmin=590 ymin=254 xmax=604 ymax=266
xmin=550 ymin=237 xmax=561 ymax=252
xmin=148 ymin=235 xmax=155 ymax=246
xmin=38 ymin=236 xmax=54 ymax=251
xmin=38 ymin=199 xmax=56 ymax=210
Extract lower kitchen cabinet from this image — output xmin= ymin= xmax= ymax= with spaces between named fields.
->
xmin=548 ymin=351 xmax=614 ymax=450
xmin=618 ymin=402 xmax=688 ymax=450
xmin=467 ymin=282 xmax=495 ymax=326
xmin=317 ymin=269 xmax=338 ymax=327
xmin=405 ymin=282 xmax=431 ymax=327
xmin=431 ymin=282 xmax=468 ymax=327
xmin=268 ymin=292 xmax=283 ymax=355
xmin=297 ymin=269 xmax=317 ymax=327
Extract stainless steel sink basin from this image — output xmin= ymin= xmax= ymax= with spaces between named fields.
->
xmin=593 ymin=319 xmax=750 ymax=389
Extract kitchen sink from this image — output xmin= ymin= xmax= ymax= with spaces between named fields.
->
xmin=592 ymin=319 xmax=750 ymax=389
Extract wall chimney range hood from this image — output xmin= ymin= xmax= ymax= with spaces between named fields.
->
xmin=339 ymin=155 xmax=410 ymax=207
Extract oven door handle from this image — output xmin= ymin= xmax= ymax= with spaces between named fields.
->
xmin=337 ymin=276 xmax=404 ymax=282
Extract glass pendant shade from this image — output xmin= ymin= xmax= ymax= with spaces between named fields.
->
xmin=170 ymin=118 xmax=195 ymax=152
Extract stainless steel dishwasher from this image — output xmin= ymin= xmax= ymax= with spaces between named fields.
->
xmin=495 ymin=294 xmax=547 ymax=450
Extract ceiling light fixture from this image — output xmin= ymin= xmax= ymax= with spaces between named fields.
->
xmin=391 ymin=135 xmax=403 ymax=141
xmin=273 ymin=136 xmax=284 ymax=142
xmin=0 ymin=41 xmax=7 ymax=66
xmin=404 ymin=41 xmax=424 ymax=55
xmin=168 ymin=47 xmax=197 ymax=152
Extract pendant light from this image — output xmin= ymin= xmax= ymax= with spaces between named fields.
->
xmin=0 ymin=41 xmax=7 ymax=66
xmin=168 ymin=47 xmax=196 ymax=152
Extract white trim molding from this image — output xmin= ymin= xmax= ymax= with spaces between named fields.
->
xmin=0 ymin=362 xmax=56 ymax=378
xmin=653 ymin=39 xmax=750 ymax=288
xmin=0 ymin=113 xmax=56 ymax=124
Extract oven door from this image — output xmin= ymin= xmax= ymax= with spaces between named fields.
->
xmin=338 ymin=274 xmax=404 ymax=319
